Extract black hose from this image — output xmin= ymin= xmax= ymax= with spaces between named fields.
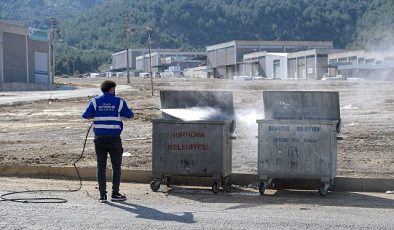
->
xmin=0 ymin=123 xmax=93 ymax=203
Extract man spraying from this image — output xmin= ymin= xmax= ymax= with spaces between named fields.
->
xmin=82 ymin=80 xmax=134 ymax=203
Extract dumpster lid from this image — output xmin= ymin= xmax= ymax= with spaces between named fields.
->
xmin=160 ymin=90 xmax=234 ymax=121
xmin=263 ymin=91 xmax=340 ymax=120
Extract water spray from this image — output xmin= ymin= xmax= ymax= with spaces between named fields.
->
xmin=161 ymin=107 xmax=226 ymax=121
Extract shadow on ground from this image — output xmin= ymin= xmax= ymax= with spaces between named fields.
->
xmin=105 ymin=201 xmax=196 ymax=224
xmin=162 ymin=185 xmax=394 ymax=210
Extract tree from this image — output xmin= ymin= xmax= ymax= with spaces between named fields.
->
xmin=354 ymin=0 xmax=394 ymax=50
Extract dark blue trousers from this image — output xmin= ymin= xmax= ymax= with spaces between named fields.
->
xmin=94 ymin=136 xmax=123 ymax=195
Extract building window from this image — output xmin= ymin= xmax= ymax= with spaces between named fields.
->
xmin=329 ymin=59 xmax=337 ymax=65
xmin=349 ymin=56 xmax=357 ymax=64
xmin=365 ymin=58 xmax=375 ymax=64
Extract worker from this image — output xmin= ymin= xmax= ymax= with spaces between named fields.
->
xmin=82 ymin=80 xmax=134 ymax=203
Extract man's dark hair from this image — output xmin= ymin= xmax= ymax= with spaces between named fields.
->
xmin=100 ymin=80 xmax=116 ymax=93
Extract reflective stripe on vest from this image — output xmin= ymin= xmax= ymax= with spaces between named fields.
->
xmin=94 ymin=117 xmax=122 ymax=122
xmin=118 ymin=99 xmax=124 ymax=113
xmin=93 ymin=124 xmax=121 ymax=129
xmin=91 ymin=98 xmax=97 ymax=110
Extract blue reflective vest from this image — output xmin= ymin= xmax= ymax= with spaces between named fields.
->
xmin=82 ymin=93 xmax=134 ymax=136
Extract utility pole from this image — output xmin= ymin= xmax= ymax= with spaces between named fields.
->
xmin=123 ymin=14 xmax=134 ymax=84
xmin=49 ymin=17 xmax=58 ymax=84
xmin=146 ymin=26 xmax=153 ymax=96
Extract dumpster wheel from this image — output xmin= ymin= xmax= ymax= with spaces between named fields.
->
xmin=150 ymin=180 xmax=161 ymax=192
xmin=319 ymin=183 xmax=330 ymax=196
xmin=164 ymin=176 xmax=171 ymax=187
xmin=259 ymin=181 xmax=267 ymax=195
xmin=212 ymin=182 xmax=220 ymax=194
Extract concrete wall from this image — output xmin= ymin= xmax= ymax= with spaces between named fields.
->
xmin=265 ymin=54 xmax=288 ymax=79
xmin=135 ymin=57 xmax=144 ymax=72
xmin=207 ymin=47 xmax=236 ymax=78
xmin=112 ymin=50 xmax=127 ymax=70
xmin=258 ymin=57 xmax=266 ymax=77
xmin=244 ymin=63 xmax=253 ymax=76
xmin=183 ymin=66 xmax=209 ymax=78
xmin=306 ymin=55 xmax=315 ymax=80
xmin=243 ymin=63 xmax=256 ymax=76
xmin=0 ymin=22 xmax=50 ymax=87
xmin=207 ymin=50 xmax=215 ymax=68
xmin=136 ymin=55 xmax=157 ymax=73
xmin=217 ymin=48 xmax=227 ymax=66
xmin=3 ymin=32 xmax=27 ymax=83
xmin=297 ymin=58 xmax=306 ymax=79
xmin=208 ymin=47 xmax=236 ymax=68
xmin=288 ymin=58 xmax=297 ymax=79
xmin=112 ymin=50 xmax=143 ymax=71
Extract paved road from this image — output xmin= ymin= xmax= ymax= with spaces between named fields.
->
xmin=0 ymin=85 xmax=133 ymax=105
xmin=0 ymin=177 xmax=393 ymax=229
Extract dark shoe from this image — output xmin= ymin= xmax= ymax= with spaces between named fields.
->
xmin=99 ymin=193 xmax=107 ymax=203
xmin=111 ymin=193 xmax=126 ymax=201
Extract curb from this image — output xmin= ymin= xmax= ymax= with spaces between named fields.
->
xmin=1 ymin=165 xmax=393 ymax=192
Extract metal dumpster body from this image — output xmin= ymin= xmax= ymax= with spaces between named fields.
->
xmin=151 ymin=90 xmax=235 ymax=193
xmin=257 ymin=91 xmax=340 ymax=196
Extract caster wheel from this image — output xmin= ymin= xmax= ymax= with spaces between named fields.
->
xmin=259 ymin=181 xmax=266 ymax=195
xmin=319 ymin=184 xmax=329 ymax=196
xmin=272 ymin=181 xmax=281 ymax=190
xmin=212 ymin=182 xmax=220 ymax=194
xmin=164 ymin=176 xmax=171 ymax=187
xmin=150 ymin=180 xmax=160 ymax=192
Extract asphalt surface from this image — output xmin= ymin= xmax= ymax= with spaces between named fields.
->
xmin=0 ymin=85 xmax=133 ymax=105
xmin=0 ymin=177 xmax=393 ymax=229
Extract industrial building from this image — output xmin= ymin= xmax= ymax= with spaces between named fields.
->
xmin=183 ymin=66 xmax=210 ymax=78
xmin=287 ymin=49 xmax=342 ymax=80
xmin=111 ymin=48 xmax=178 ymax=73
xmin=328 ymin=50 xmax=394 ymax=80
xmin=0 ymin=21 xmax=50 ymax=90
xmin=206 ymin=40 xmax=333 ymax=79
xmin=110 ymin=40 xmax=394 ymax=81
xmin=241 ymin=51 xmax=288 ymax=79
xmin=135 ymin=51 xmax=206 ymax=74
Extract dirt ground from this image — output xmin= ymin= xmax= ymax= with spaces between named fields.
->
xmin=0 ymin=77 xmax=393 ymax=178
